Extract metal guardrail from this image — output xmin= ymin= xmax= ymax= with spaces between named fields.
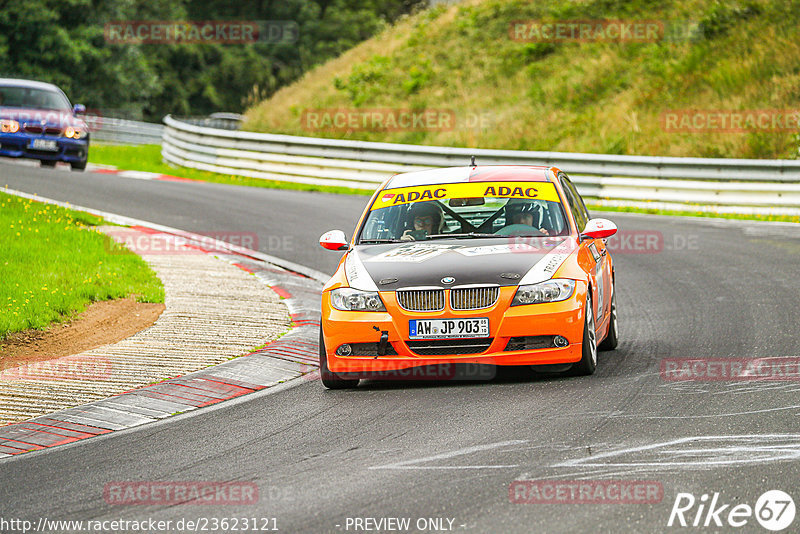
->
xmin=85 ymin=115 xmax=163 ymax=145
xmin=161 ymin=115 xmax=800 ymax=215
xmin=175 ymin=113 xmax=244 ymax=131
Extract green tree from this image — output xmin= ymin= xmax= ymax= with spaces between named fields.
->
xmin=0 ymin=0 xmax=424 ymax=121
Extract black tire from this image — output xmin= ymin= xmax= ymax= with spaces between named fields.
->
xmin=569 ymin=291 xmax=597 ymax=376
xmin=70 ymin=160 xmax=87 ymax=171
xmin=598 ymin=279 xmax=618 ymax=351
xmin=40 ymin=160 xmax=56 ymax=168
xmin=319 ymin=329 xmax=359 ymax=389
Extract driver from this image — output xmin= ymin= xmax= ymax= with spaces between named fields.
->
xmin=400 ymin=201 xmax=445 ymax=241
xmin=505 ymin=199 xmax=550 ymax=235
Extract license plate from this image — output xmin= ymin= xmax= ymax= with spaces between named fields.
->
xmin=409 ymin=318 xmax=489 ymax=339
xmin=31 ymin=139 xmax=58 ymax=151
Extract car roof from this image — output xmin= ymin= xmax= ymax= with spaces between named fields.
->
xmin=0 ymin=78 xmax=64 ymax=92
xmin=384 ymin=165 xmax=557 ymax=190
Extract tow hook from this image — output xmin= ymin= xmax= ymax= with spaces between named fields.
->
xmin=373 ymin=326 xmax=390 ymax=358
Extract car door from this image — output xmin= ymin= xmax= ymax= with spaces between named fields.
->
xmin=559 ymin=173 xmax=610 ymax=326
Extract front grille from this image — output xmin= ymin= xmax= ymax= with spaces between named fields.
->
xmin=407 ymin=338 xmax=493 ymax=356
xmin=504 ymin=336 xmax=557 ymax=351
xmin=396 ymin=289 xmax=445 ymax=312
xmin=22 ymin=125 xmax=62 ymax=135
xmin=450 ymin=286 xmax=499 ymax=310
xmin=347 ymin=342 xmax=398 ymax=356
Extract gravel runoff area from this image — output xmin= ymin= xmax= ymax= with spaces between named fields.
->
xmin=0 ymin=226 xmax=292 ymax=427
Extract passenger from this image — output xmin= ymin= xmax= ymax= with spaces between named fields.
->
xmin=505 ymin=199 xmax=550 ymax=235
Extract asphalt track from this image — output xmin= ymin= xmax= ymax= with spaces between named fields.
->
xmin=2 ymin=160 xmax=800 ymax=533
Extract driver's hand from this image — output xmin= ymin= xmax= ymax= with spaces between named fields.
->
xmin=539 ymin=228 xmax=550 ymax=236
xmin=401 ymin=230 xmax=415 ymax=241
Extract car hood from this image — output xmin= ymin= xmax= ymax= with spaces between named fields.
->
xmin=0 ymin=107 xmax=85 ymax=129
xmin=347 ymin=237 xmax=577 ymax=291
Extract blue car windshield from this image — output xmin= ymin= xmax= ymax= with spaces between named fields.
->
xmin=0 ymin=86 xmax=71 ymax=110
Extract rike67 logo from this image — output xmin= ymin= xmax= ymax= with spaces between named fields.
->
xmin=668 ymin=490 xmax=795 ymax=531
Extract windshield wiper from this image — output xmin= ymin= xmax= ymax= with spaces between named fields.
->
xmin=424 ymin=233 xmax=498 ymax=239
xmin=358 ymin=238 xmax=402 ymax=244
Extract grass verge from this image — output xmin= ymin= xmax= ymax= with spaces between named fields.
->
xmin=0 ymin=191 xmax=165 ymax=340
xmin=586 ymin=203 xmax=800 ymax=224
xmin=89 ymin=144 xmax=373 ymax=196
xmin=245 ymin=0 xmax=800 ymax=160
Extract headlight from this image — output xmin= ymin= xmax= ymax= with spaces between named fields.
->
xmin=64 ymin=127 xmax=87 ymax=139
xmin=511 ymin=279 xmax=576 ymax=306
xmin=330 ymin=288 xmax=386 ymax=312
xmin=0 ymin=120 xmax=20 ymax=133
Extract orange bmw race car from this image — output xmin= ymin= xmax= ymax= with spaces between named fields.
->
xmin=318 ymin=165 xmax=619 ymax=389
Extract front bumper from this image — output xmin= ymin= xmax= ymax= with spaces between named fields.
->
xmin=0 ymin=132 xmax=89 ymax=164
xmin=321 ymin=283 xmax=587 ymax=374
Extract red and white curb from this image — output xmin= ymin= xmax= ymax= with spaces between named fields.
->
xmin=92 ymin=166 xmax=193 ymax=182
xmin=0 ymin=190 xmax=324 ymax=459
xmin=1 ymin=158 xmax=193 ymax=183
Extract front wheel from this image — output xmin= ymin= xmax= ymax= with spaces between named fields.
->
xmin=70 ymin=160 xmax=87 ymax=171
xmin=40 ymin=160 xmax=56 ymax=168
xmin=319 ymin=329 xmax=359 ymax=389
xmin=569 ymin=291 xmax=597 ymax=376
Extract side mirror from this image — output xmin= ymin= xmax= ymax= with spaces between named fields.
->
xmin=73 ymin=104 xmax=86 ymax=115
xmin=319 ymin=230 xmax=350 ymax=251
xmin=580 ymin=218 xmax=617 ymax=240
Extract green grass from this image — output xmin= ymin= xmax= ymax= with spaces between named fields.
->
xmin=0 ymin=192 xmax=164 ymax=340
xmin=245 ymin=0 xmax=800 ymax=160
xmin=586 ymin=203 xmax=800 ymax=223
xmin=89 ymin=144 xmax=373 ymax=196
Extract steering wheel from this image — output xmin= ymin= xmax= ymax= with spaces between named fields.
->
xmin=494 ymin=224 xmax=548 ymax=237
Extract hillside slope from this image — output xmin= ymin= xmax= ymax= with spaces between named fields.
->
xmin=244 ymin=0 xmax=800 ymax=159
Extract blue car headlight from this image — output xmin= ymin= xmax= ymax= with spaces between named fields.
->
xmin=1 ymin=120 xmax=20 ymax=133
xmin=511 ymin=279 xmax=576 ymax=306
xmin=330 ymin=288 xmax=386 ymax=312
xmin=64 ymin=127 xmax=88 ymax=139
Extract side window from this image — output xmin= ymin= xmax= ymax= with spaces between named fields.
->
xmin=559 ymin=174 xmax=589 ymax=231
xmin=565 ymin=175 xmax=591 ymax=223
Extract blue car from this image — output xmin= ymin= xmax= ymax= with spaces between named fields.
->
xmin=0 ymin=78 xmax=89 ymax=170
